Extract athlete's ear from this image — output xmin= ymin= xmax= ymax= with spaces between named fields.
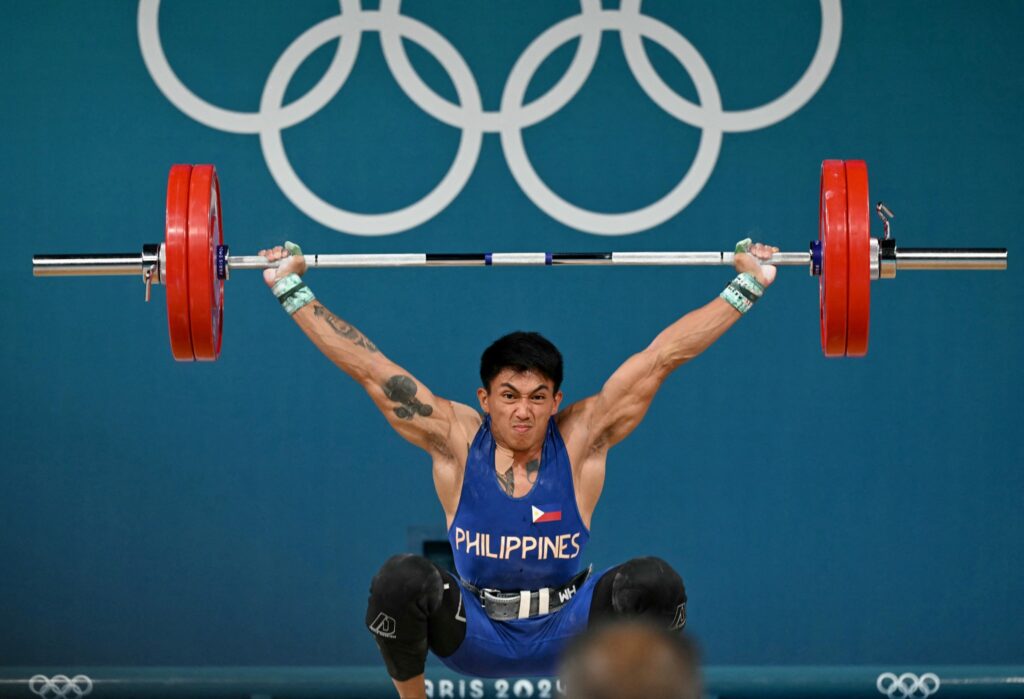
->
xmin=477 ymin=386 xmax=490 ymax=414
xmin=552 ymin=390 xmax=563 ymax=413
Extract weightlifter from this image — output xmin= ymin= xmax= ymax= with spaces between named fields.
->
xmin=259 ymin=239 xmax=777 ymax=698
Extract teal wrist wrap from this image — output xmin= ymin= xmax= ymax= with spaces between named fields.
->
xmin=272 ymin=273 xmax=315 ymax=316
xmin=272 ymin=273 xmax=303 ymax=298
xmin=720 ymin=272 xmax=764 ymax=315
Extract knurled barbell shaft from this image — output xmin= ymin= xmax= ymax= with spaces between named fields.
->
xmin=29 ymin=247 xmax=1010 ymax=278
xmin=231 ymin=251 xmax=817 ymax=269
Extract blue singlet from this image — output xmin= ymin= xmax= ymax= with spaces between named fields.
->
xmin=440 ymin=416 xmax=603 ymax=677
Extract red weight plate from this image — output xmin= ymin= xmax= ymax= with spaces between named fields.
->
xmin=165 ymin=164 xmax=194 ymax=361
xmin=819 ymin=160 xmax=848 ymax=357
xmin=186 ymin=165 xmax=224 ymax=361
xmin=844 ymin=160 xmax=871 ymax=356
xmin=210 ymin=169 xmax=224 ymax=359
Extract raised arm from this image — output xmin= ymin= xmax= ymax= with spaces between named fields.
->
xmin=261 ymin=243 xmax=476 ymax=462
xmin=562 ymin=241 xmax=779 ymax=453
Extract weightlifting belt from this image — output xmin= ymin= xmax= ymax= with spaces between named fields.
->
xmin=463 ymin=566 xmax=592 ymax=621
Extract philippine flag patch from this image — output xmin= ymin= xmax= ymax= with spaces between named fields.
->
xmin=532 ymin=505 xmax=562 ymax=524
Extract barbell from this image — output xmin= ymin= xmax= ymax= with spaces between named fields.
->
xmin=32 ymin=161 xmax=1007 ymax=361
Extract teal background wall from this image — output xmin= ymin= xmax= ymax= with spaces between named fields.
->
xmin=2 ymin=0 xmax=1022 ymax=668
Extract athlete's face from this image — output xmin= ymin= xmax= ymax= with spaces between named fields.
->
xmin=478 ymin=368 xmax=562 ymax=453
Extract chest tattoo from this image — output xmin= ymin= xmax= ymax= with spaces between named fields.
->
xmin=495 ymin=457 xmax=542 ymax=496
xmin=525 ymin=459 xmax=540 ymax=484
xmin=498 ymin=466 xmax=515 ymax=496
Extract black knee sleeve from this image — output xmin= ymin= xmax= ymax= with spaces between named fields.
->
xmin=589 ymin=556 xmax=687 ymax=631
xmin=365 ymin=554 xmax=466 ymax=681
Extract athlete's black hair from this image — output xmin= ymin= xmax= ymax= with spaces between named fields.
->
xmin=480 ymin=331 xmax=563 ymax=393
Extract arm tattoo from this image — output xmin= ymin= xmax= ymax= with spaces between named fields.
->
xmin=312 ymin=303 xmax=379 ymax=353
xmin=498 ymin=466 xmax=515 ymax=496
xmin=525 ymin=459 xmax=540 ymax=484
xmin=383 ymin=375 xmax=433 ymax=420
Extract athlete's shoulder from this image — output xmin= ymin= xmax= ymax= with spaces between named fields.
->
xmin=555 ymin=395 xmax=599 ymax=444
xmin=556 ymin=395 xmax=597 ymax=426
xmin=452 ymin=402 xmax=484 ymax=443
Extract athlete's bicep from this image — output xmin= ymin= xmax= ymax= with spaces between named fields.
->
xmin=584 ymin=348 xmax=667 ymax=450
xmin=360 ymin=362 xmax=472 ymax=459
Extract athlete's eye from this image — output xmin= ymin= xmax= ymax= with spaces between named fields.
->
xmin=532 ymin=395 xmax=547 ymax=402
xmin=502 ymin=392 xmax=515 ymax=400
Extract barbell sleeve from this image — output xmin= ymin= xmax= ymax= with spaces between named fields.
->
xmin=889 ymin=248 xmax=1009 ymax=271
xmin=33 ymin=253 xmax=150 ymax=276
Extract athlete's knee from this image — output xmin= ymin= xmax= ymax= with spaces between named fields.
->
xmin=614 ymin=556 xmax=686 ymax=612
xmin=367 ymin=554 xmax=445 ymax=622
xmin=591 ymin=556 xmax=687 ymax=630
xmin=365 ymin=554 xmax=465 ymax=681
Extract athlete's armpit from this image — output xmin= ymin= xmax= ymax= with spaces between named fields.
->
xmin=427 ymin=432 xmax=456 ymax=461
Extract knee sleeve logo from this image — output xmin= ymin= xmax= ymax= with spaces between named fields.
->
xmin=670 ymin=602 xmax=687 ymax=631
xmin=369 ymin=612 xmax=398 ymax=639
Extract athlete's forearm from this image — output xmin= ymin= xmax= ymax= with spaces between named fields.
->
xmin=262 ymin=244 xmax=403 ymax=389
xmin=289 ymin=298 xmax=463 ymax=459
xmin=647 ymin=296 xmax=743 ymax=373
xmin=291 ymin=300 xmax=391 ymax=385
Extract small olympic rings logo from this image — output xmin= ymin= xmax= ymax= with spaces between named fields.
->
xmin=28 ymin=675 xmax=93 ymax=699
xmin=876 ymin=672 xmax=941 ymax=699
xmin=138 ymin=1 xmax=842 ymax=236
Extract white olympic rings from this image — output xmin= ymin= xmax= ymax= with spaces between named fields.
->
xmin=138 ymin=0 xmax=842 ymax=236
xmin=876 ymin=672 xmax=942 ymax=699
xmin=28 ymin=674 xmax=93 ymax=699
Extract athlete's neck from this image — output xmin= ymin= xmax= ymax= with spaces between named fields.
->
xmin=494 ymin=441 xmax=542 ymax=468
xmin=493 ymin=442 xmax=543 ymax=498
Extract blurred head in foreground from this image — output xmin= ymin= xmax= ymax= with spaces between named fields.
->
xmin=559 ymin=620 xmax=701 ymax=699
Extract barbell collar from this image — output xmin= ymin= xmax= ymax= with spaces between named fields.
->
xmin=880 ymin=238 xmax=897 ymax=279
